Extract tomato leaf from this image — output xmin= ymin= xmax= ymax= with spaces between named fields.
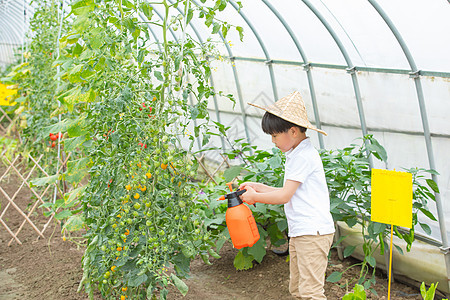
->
xmin=223 ymin=165 xmax=242 ymax=182
xmin=344 ymin=245 xmax=356 ymax=258
xmin=233 ymin=251 xmax=253 ymax=270
xmin=55 ymin=210 xmax=72 ymax=220
xmin=425 ymin=179 xmax=439 ymax=193
xmin=326 ymin=271 xmax=342 ymax=283
xmin=62 ymin=214 xmax=84 ymax=232
xmin=31 ymin=174 xmax=59 ymax=187
xmin=128 ymin=273 xmax=147 ymax=287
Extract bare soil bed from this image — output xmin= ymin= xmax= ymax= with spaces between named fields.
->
xmin=0 ymin=165 xmax=425 ymax=300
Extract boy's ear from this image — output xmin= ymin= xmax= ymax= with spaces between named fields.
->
xmin=290 ymin=126 xmax=300 ymax=136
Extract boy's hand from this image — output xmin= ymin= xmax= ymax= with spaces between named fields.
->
xmin=240 ymin=186 xmax=257 ymax=205
xmin=239 ymin=182 xmax=260 ymax=193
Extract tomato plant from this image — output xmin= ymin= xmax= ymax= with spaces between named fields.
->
xmin=41 ymin=0 xmax=244 ymax=298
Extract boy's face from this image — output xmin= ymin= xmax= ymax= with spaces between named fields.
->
xmin=271 ymin=127 xmax=303 ymax=152
xmin=272 ymin=128 xmax=298 ymax=152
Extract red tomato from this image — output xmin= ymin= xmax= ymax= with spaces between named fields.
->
xmin=50 ymin=134 xmax=57 ymax=141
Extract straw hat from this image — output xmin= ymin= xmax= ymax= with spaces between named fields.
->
xmin=248 ymin=91 xmax=327 ymax=136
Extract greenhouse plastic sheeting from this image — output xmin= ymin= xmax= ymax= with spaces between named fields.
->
xmin=1 ymin=0 xmax=449 ymax=243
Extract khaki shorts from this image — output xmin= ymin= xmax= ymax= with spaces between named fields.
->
xmin=289 ymin=233 xmax=334 ymax=300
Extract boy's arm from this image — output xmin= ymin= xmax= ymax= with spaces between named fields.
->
xmin=239 ymin=182 xmax=281 ymax=193
xmin=241 ymin=180 xmax=300 ymax=205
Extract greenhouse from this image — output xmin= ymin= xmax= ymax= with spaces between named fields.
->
xmin=0 ymin=0 xmax=449 ymax=299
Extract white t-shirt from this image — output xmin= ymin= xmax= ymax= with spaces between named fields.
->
xmin=284 ymin=138 xmax=335 ymax=237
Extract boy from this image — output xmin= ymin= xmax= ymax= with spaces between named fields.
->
xmin=240 ymin=91 xmax=335 ymax=300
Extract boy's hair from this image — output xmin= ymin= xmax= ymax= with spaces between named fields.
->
xmin=261 ymin=112 xmax=307 ymax=134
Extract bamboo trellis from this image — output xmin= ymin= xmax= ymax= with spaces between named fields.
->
xmin=0 ymin=106 xmax=19 ymax=137
xmin=0 ymin=149 xmax=69 ymax=246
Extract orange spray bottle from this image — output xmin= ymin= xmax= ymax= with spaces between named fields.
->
xmin=219 ymin=183 xmax=260 ymax=249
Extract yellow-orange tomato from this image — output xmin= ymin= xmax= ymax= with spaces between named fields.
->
xmin=125 ymin=229 xmax=130 ymax=235
xmin=161 ymin=163 xmax=168 ymax=170
xmin=122 ymin=287 xmax=128 ymax=292
xmin=140 ymin=186 xmax=147 ymax=192
xmin=111 ymin=266 xmax=116 ymax=272
xmin=146 ymin=172 xmax=152 ymax=179
xmin=117 ymin=247 xmax=122 ymax=251
xmin=121 ymin=296 xmax=126 ymax=300
xmin=152 ymin=96 xmax=157 ymax=101
xmin=134 ymin=193 xmax=140 ymax=199
xmin=125 ymin=185 xmax=131 ymax=190
xmin=137 ymin=162 xmax=141 ymax=168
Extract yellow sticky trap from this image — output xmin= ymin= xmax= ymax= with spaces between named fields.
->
xmin=0 ymin=84 xmax=17 ymax=106
xmin=371 ymin=169 xmax=413 ymax=228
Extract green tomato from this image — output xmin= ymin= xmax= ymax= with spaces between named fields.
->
xmin=134 ymin=203 xmax=141 ymax=210
xmin=101 ymin=245 xmax=107 ymax=252
xmin=104 ymin=271 xmax=110 ymax=279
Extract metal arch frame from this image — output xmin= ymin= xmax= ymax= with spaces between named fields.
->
xmin=261 ymin=0 xmax=325 ymax=149
xmin=0 ymin=0 xmax=28 ymax=42
xmin=367 ymin=0 xmax=450 ymax=291
xmin=301 ymin=0 xmax=371 ymax=165
xmin=0 ymin=18 xmax=23 ymax=64
xmin=229 ymin=0 xmax=278 ymax=102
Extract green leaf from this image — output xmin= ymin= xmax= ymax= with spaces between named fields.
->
xmin=141 ymin=3 xmax=153 ymax=19
xmin=326 ymin=271 xmax=342 ymax=283
xmin=425 ymin=179 xmax=439 ymax=193
xmin=170 ymin=274 xmax=188 ymax=296
xmin=419 ymin=207 xmax=437 ymax=221
xmin=223 ymin=165 xmax=242 ymax=182
xmin=128 ymin=273 xmax=147 ymax=287
xmin=233 ymin=251 xmax=254 ymax=270
xmin=212 ymin=22 xmax=220 ymax=34
xmin=366 ymin=255 xmax=376 ymax=268
xmin=186 ymin=8 xmax=194 ymax=24
xmin=146 ymin=283 xmax=154 ymax=299
xmin=31 ymin=174 xmax=58 ymax=186
xmin=62 ymin=214 xmax=84 ymax=232
xmin=64 ymin=186 xmax=86 ymax=207
xmin=181 ymin=243 xmax=195 ymax=258
xmin=55 ymin=210 xmax=72 ymax=220
xmin=394 ymin=244 xmax=404 ymax=255
xmin=64 ymin=135 xmax=87 ymax=152
xmin=419 ymin=222 xmax=432 ymax=235
xmin=221 ymin=24 xmax=229 ymax=38
xmin=247 ymin=227 xmax=267 ymax=263
xmin=159 ymin=288 xmax=168 ymax=300
xmin=344 ymin=245 xmax=356 ymax=258
xmin=154 ymin=71 xmax=163 ymax=81
xmin=172 ymin=252 xmax=191 ymax=278
xmin=236 ymin=26 xmax=244 ymax=41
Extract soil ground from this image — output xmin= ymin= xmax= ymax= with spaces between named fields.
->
xmin=0 ymin=165 xmax=428 ymax=300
